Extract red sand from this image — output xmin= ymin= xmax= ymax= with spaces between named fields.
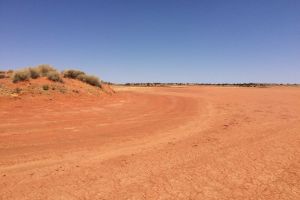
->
xmin=0 ymin=86 xmax=299 ymax=199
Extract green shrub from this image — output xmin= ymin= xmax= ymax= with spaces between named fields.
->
xmin=63 ymin=69 xmax=85 ymax=79
xmin=47 ymin=71 xmax=63 ymax=82
xmin=37 ymin=64 xmax=56 ymax=76
xmin=77 ymin=74 xmax=101 ymax=86
xmin=29 ymin=67 xmax=40 ymax=79
xmin=12 ymin=69 xmax=31 ymax=83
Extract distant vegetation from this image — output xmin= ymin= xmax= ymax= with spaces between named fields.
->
xmin=121 ymin=82 xmax=299 ymax=87
xmin=2 ymin=66 xmax=298 ymax=89
xmin=3 ymin=65 xmax=102 ymax=87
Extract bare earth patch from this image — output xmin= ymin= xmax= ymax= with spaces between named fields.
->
xmin=0 ymin=86 xmax=299 ymax=199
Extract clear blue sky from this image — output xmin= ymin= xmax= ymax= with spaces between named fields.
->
xmin=1 ymin=0 xmax=299 ymax=83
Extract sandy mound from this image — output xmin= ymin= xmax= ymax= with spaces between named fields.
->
xmin=0 ymin=76 xmax=114 ymax=99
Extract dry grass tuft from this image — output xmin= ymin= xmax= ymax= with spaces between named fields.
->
xmin=77 ymin=74 xmax=101 ymax=87
xmin=28 ymin=67 xmax=40 ymax=79
xmin=42 ymin=84 xmax=49 ymax=90
xmin=63 ymin=70 xmax=85 ymax=79
xmin=36 ymin=64 xmax=57 ymax=76
xmin=47 ymin=71 xmax=63 ymax=82
xmin=12 ymin=69 xmax=31 ymax=83
xmin=11 ymin=65 xmax=61 ymax=83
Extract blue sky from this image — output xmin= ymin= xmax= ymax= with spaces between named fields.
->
xmin=0 ymin=0 xmax=299 ymax=83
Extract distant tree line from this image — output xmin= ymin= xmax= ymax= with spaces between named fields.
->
xmin=111 ymin=82 xmax=300 ymax=87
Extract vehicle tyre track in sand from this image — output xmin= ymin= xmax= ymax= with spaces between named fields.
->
xmin=0 ymin=86 xmax=300 ymax=199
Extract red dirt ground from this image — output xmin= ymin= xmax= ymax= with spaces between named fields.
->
xmin=0 ymin=86 xmax=299 ymax=199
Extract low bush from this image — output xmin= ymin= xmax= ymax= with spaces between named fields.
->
xmin=37 ymin=64 xmax=56 ymax=76
xmin=77 ymin=74 xmax=101 ymax=86
xmin=12 ymin=69 xmax=31 ymax=83
xmin=76 ymin=74 xmax=87 ymax=82
xmin=85 ymin=75 xmax=101 ymax=86
xmin=47 ymin=71 xmax=63 ymax=82
xmin=29 ymin=67 xmax=40 ymax=79
xmin=63 ymin=69 xmax=85 ymax=79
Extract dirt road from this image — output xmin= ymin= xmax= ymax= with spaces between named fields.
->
xmin=0 ymin=86 xmax=299 ymax=199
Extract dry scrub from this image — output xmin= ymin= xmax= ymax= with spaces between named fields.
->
xmin=12 ymin=69 xmax=31 ymax=83
xmin=12 ymin=65 xmax=61 ymax=83
xmin=9 ymin=65 xmax=101 ymax=87
xmin=63 ymin=69 xmax=85 ymax=79
xmin=63 ymin=69 xmax=101 ymax=87
xmin=47 ymin=71 xmax=63 ymax=82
